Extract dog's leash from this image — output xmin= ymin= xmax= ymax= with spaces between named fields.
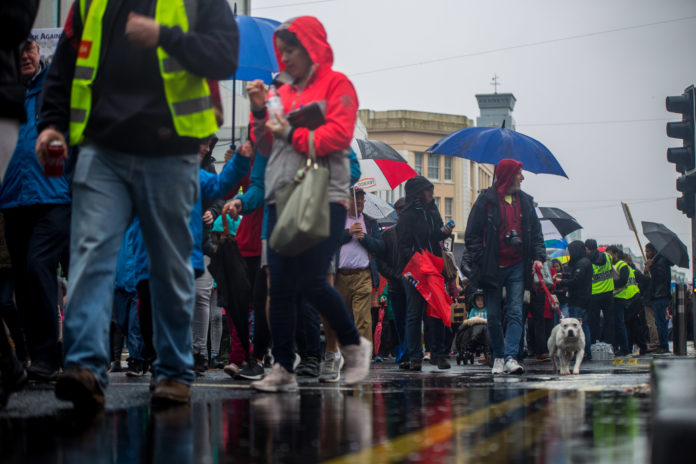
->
xmin=534 ymin=266 xmax=564 ymax=318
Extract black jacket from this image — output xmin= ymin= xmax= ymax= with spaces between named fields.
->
xmin=649 ymin=254 xmax=672 ymax=300
xmin=396 ymin=201 xmax=448 ymax=274
xmin=464 ymin=187 xmax=545 ymax=290
xmin=375 ymin=226 xmax=403 ymax=292
xmin=39 ymin=0 xmax=238 ymax=155
xmin=0 ymin=1 xmax=39 ymax=121
xmin=561 ymin=241 xmax=593 ymax=309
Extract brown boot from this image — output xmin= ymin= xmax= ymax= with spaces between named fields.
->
xmin=151 ymin=379 xmax=191 ymax=406
xmin=55 ymin=367 xmax=105 ymax=410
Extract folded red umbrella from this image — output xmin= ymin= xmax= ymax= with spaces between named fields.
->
xmin=402 ymin=250 xmax=452 ymax=327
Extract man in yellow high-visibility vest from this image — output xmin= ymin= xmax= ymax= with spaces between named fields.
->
xmin=34 ymin=0 xmax=239 ymax=410
xmin=606 ymin=245 xmax=634 ymax=356
xmin=585 ymin=239 xmax=615 ymax=357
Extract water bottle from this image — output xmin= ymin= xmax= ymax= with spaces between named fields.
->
xmin=266 ymin=85 xmax=283 ymax=121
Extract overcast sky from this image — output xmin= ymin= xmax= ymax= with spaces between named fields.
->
xmin=252 ymin=0 xmax=696 ymax=274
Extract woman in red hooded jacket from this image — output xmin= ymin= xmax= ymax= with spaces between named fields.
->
xmin=245 ymin=17 xmax=370 ymax=392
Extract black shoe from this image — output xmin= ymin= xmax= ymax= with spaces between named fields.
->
xmin=109 ymin=361 xmax=124 ymax=373
xmin=209 ymin=356 xmax=225 ymax=370
xmin=436 ymin=357 xmax=451 ymax=370
xmin=237 ymin=362 xmax=265 ymax=380
xmin=1 ymin=353 xmax=28 ymax=393
xmin=27 ymin=361 xmax=59 ymax=383
xmin=193 ymin=354 xmax=208 ymax=376
xmin=263 ymin=352 xmax=273 ymax=368
xmin=408 ymin=360 xmax=422 ymax=371
xmin=398 ymin=360 xmax=411 ymax=370
xmin=295 ymin=357 xmax=320 ymax=377
xmin=585 ymin=352 xmax=592 ymax=361
xmin=125 ymin=360 xmax=148 ymax=377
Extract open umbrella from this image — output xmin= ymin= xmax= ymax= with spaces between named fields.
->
xmin=427 ymin=126 xmax=568 ymax=178
xmin=641 ymin=221 xmax=689 ymax=268
xmin=536 ymin=207 xmax=582 ymax=236
xmin=226 ymin=14 xmax=280 ymax=143
xmin=352 ymin=139 xmax=418 ymax=191
xmin=363 ymin=193 xmax=395 ymax=220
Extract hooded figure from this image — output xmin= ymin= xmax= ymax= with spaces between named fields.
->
xmin=257 ymin=16 xmax=359 ymax=208
xmin=562 ymin=241 xmax=593 ymax=310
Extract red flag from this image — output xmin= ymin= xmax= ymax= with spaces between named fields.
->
xmin=402 ymin=250 xmax=452 ymax=327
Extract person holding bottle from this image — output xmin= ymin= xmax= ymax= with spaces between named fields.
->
xmin=244 ymin=16 xmax=370 ymax=392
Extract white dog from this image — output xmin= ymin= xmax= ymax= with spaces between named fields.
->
xmin=547 ymin=318 xmax=585 ymax=375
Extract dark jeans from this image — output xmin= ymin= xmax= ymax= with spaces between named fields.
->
xmin=589 ymin=291 xmax=615 ymax=346
xmin=651 ymin=297 xmax=671 ymax=349
xmin=612 ymin=298 xmax=630 ymax=353
xmin=136 ymin=279 xmax=156 ymax=364
xmin=2 ymin=204 xmax=70 ymax=368
xmin=267 ymin=203 xmax=360 ymax=372
xmin=111 ymin=287 xmax=144 ymax=362
xmin=0 ymin=268 xmax=26 ymax=360
xmin=389 ymin=288 xmax=407 ymax=357
xmin=404 ymin=280 xmax=445 ymax=361
xmin=296 ymin=297 xmax=321 ymax=359
xmin=248 ymin=257 xmax=270 ymax=362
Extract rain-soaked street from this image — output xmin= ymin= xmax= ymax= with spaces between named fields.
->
xmin=0 ymin=352 xmax=670 ymax=464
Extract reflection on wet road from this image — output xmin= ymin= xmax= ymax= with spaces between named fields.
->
xmin=0 ymin=365 xmax=650 ymax=463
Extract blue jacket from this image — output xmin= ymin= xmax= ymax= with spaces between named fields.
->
xmin=130 ymin=153 xmax=251 ymax=281
xmin=114 ymin=222 xmax=139 ymax=293
xmin=0 ymin=66 xmax=71 ymax=209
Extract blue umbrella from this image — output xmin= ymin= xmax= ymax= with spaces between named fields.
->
xmin=427 ymin=126 xmax=568 ymax=178
xmin=227 ymin=15 xmax=280 ymax=143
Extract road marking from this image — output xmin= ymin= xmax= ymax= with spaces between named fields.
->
xmin=323 ymin=389 xmax=549 ymax=464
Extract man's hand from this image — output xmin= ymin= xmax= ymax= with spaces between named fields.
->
xmin=35 ymin=128 xmax=67 ymax=167
xmin=246 ymin=80 xmax=266 ymax=111
xmin=224 ymin=148 xmax=235 ymax=164
xmin=222 ymin=198 xmax=243 ymax=220
xmin=533 ymin=260 xmax=543 ymax=272
xmin=202 ymin=210 xmax=214 ymax=225
xmin=125 ymin=12 xmax=160 ymax=48
xmin=442 ymin=225 xmax=453 ymax=235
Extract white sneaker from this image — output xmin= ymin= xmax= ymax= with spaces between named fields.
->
xmin=491 ymin=358 xmax=505 ymax=375
xmin=504 ymin=358 xmax=525 ymax=375
xmin=341 ymin=337 xmax=371 ymax=385
xmin=250 ymin=363 xmax=298 ymax=392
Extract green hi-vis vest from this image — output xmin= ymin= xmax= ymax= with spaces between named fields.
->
xmin=613 ymin=260 xmax=640 ymax=300
xmin=591 ymin=252 xmax=614 ymax=295
xmin=69 ymin=0 xmax=217 ymax=145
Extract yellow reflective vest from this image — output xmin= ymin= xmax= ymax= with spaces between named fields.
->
xmin=591 ymin=252 xmax=614 ymax=295
xmin=613 ymin=260 xmax=640 ymax=300
xmin=69 ymin=0 xmax=217 ymax=145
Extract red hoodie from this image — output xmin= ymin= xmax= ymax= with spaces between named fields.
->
xmin=272 ymin=16 xmax=358 ymax=158
xmin=494 ymin=159 xmax=523 ymax=267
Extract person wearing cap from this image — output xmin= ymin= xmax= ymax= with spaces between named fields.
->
xmin=335 ymin=187 xmax=385 ymax=343
xmin=464 ymin=159 xmax=545 ymax=375
xmin=397 ymin=176 xmax=453 ymax=371
xmin=645 ymin=242 xmax=672 ymax=353
xmin=585 ymin=238 xmax=615 ymax=354
xmin=0 ymin=37 xmax=72 ymax=384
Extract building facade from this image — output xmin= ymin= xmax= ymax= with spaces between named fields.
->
xmin=358 ymin=109 xmax=494 ymax=243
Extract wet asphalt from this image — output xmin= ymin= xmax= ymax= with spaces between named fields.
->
xmin=0 ymin=350 xmax=669 ymax=463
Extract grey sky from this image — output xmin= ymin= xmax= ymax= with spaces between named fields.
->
xmin=253 ymin=0 xmax=696 ymax=273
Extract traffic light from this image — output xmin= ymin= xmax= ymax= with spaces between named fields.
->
xmin=667 ymin=85 xmax=696 ymax=216
xmin=676 ymin=171 xmax=696 ymax=218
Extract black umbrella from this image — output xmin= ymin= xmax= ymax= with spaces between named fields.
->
xmin=641 ymin=221 xmax=689 ymax=268
xmin=535 ymin=207 xmax=582 ymax=237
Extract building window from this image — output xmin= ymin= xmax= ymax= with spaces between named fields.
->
xmin=434 ymin=197 xmax=440 ymax=209
xmin=445 ymin=197 xmax=453 ymax=223
xmin=414 ymin=152 xmax=423 ymax=176
xmin=428 ymin=153 xmax=440 ymax=180
xmin=444 ymin=157 xmax=452 ymax=181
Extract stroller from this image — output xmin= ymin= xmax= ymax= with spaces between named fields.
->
xmin=455 ymin=316 xmax=491 ymax=365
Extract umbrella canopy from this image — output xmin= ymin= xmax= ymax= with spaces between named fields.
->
xmin=427 ymin=126 xmax=568 ymax=178
xmin=352 ymin=139 xmax=418 ymax=191
xmin=230 ymin=15 xmax=280 ymax=83
xmin=642 ymin=221 xmax=689 ymax=268
xmin=362 ymin=193 xmax=395 ymax=220
xmin=536 ymin=207 xmax=582 ymax=237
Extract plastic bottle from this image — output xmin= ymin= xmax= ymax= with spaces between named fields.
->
xmin=266 ymin=85 xmax=283 ymax=121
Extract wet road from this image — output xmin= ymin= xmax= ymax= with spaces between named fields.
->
xmin=0 ymin=356 xmax=654 ymax=463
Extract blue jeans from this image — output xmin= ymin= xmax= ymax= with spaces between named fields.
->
xmin=63 ymin=144 xmax=199 ymax=388
xmin=568 ymin=305 xmax=591 ymax=354
xmin=266 ymin=203 xmax=360 ymax=372
xmin=389 ymin=288 xmax=407 ymax=358
xmin=404 ymin=278 xmax=445 ymax=361
xmin=485 ymin=262 xmax=524 ymax=360
xmin=112 ymin=287 xmax=144 ymax=362
xmin=651 ymin=297 xmax=671 ymax=349
xmin=612 ymin=298 xmax=630 ymax=353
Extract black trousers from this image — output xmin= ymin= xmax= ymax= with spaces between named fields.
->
xmin=589 ymin=291 xmax=615 ymax=346
xmin=2 ymin=204 xmax=70 ymax=368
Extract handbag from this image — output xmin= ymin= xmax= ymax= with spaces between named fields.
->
xmin=269 ymin=132 xmax=330 ymax=256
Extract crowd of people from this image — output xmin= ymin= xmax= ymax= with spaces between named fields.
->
xmin=0 ymin=1 xmax=682 ymax=412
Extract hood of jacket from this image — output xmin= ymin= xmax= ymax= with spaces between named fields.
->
xmin=494 ymin=159 xmax=523 ymax=197
xmin=274 ymin=16 xmax=333 ymax=83
xmin=404 ymin=175 xmax=434 ymax=208
xmin=567 ymin=240 xmax=586 ymax=264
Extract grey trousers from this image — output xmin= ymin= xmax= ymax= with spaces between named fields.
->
xmin=192 ymin=257 xmax=214 ymax=356
xmin=209 ymin=288 xmax=223 ymax=357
